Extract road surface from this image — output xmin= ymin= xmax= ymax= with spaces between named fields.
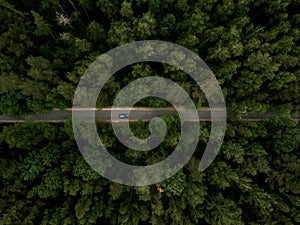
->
xmin=0 ymin=107 xmax=299 ymax=123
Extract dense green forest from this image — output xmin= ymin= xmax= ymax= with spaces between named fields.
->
xmin=1 ymin=118 xmax=300 ymax=224
xmin=0 ymin=0 xmax=300 ymax=224
xmin=0 ymin=0 xmax=299 ymax=114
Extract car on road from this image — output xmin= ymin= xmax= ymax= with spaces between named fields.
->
xmin=118 ymin=113 xmax=129 ymax=119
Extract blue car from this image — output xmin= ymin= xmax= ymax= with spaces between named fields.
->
xmin=118 ymin=113 xmax=129 ymax=119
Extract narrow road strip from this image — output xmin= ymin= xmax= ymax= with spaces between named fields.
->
xmin=0 ymin=107 xmax=299 ymax=123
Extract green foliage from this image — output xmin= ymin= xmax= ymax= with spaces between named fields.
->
xmin=0 ymin=0 xmax=299 ymax=224
xmin=86 ymin=21 xmax=106 ymax=43
xmin=265 ymin=117 xmax=300 ymax=153
xmin=31 ymin=10 xmax=52 ymax=36
xmin=0 ymin=94 xmax=27 ymax=115
xmin=73 ymin=157 xmax=101 ymax=181
xmin=26 ymin=56 xmax=58 ymax=83
xmin=120 ymin=1 xmax=133 ymax=19
xmin=0 ymin=0 xmax=298 ymax=115
xmin=161 ymin=170 xmax=186 ymax=196
xmin=107 ymin=20 xmax=134 ymax=46
xmin=133 ymin=12 xmax=157 ymax=39
xmin=0 ymin=119 xmax=300 ymax=224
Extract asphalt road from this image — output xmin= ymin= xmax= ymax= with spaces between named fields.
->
xmin=0 ymin=107 xmax=299 ymax=123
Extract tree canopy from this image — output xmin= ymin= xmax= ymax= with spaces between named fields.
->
xmin=0 ymin=0 xmax=299 ymax=224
